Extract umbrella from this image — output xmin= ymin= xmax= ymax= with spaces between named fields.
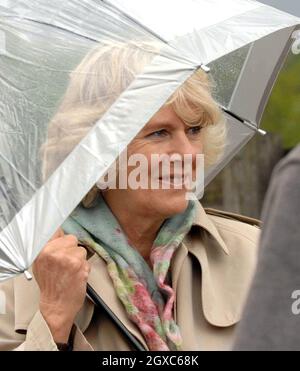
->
xmin=0 ymin=0 xmax=299 ymax=282
xmin=258 ymin=0 xmax=300 ymax=17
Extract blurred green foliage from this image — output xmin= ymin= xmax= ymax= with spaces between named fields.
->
xmin=261 ymin=52 xmax=300 ymax=149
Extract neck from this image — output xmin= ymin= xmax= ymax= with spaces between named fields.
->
xmin=101 ymin=190 xmax=165 ymax=263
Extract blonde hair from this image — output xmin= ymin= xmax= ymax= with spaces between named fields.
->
xmin=41 ymin=41 xmax=226 ymax=207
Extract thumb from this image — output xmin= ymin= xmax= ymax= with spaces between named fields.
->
xmin=49 ymin=227 xmax=65 ymax=241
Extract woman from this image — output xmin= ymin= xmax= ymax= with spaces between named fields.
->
xmin=0 ymin=42 xmax=260 ymax=351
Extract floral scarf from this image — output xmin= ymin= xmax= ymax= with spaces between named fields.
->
xmin=62 ymin=193 xmax=196 ymax=351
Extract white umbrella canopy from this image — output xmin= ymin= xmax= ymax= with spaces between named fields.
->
xmin=0 ymin=0 xmax=299 ymax=281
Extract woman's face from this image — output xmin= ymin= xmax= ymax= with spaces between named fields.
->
xmin=104 ymin=105 xmax=204 ymax=219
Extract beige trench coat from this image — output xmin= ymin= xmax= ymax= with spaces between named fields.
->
xmin=0 ymin=201 xmax=260 ymax=351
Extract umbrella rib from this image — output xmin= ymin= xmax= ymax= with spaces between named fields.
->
xmin=221 ymin=105 xmax=266 ymax=136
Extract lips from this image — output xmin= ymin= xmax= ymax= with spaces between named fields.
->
xmin=158 ymin=174 xmax=185 ymax=181
xmin=158 ymin=174 xmax=187 ymax=187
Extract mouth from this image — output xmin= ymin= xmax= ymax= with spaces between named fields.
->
xmin=157 ymin=174 xmax=188 ymax=187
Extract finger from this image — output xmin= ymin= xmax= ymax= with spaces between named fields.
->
xmin=46 ymin=233 xmax=78 ymax=253
xmin=74 ymin=245 xmax=88 ymax=260
xmin=85 ymin=261 xmax=91 ymax=273
xmin=82 ymin=261 xmax=91 ymax=279
xmin=63 ymin=244 xmax=87 ymax=261
xmin=60 ymin=234 xmax=79 ymax=248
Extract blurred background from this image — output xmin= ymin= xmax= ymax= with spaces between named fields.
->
xmin=202 ymin=0 xmax=300 ymax=218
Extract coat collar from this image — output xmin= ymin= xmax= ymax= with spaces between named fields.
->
xmin=192 ymin=201 xmax=229 ymax=255
xmin=182 ymin=202 xmax=257 ymax=327
xmin=13 ymin=201 xmax=254 ymax=346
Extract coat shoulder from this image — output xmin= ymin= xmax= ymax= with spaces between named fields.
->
xmin=204 ymin=207 xmax=261 ymax=246
xmin=204 ymin=208 xmax=261 ymax=228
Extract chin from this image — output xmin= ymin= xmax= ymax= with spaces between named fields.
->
xmin=153 ymin=190 xmax=190 ymax=217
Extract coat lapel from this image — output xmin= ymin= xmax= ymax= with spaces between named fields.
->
xmin=183 ymin=201 xmax=258 ymax=327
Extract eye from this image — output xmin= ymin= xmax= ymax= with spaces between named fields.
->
xmin=187 ymin=126 xmax=202 ymax=136
xmin=147 ymin=129 xmax=168 ymax=138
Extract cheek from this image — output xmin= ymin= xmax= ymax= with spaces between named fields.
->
xmin=126 ymin=142 xmax=159 ymax=172
xmin=192 ymin=135 xmax=204 ymax=153
xmin=127 ymin=140 xmax=155 ymax=161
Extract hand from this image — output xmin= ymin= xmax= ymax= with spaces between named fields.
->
xmin=33 ymin=228 xmax=90 ymax=343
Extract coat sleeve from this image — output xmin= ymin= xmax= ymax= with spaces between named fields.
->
xmin=0 ymin=278 xmax=93 ymax=351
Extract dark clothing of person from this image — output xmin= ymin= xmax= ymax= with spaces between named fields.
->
xmin=234 ymin=145 xmax=300 ymax=351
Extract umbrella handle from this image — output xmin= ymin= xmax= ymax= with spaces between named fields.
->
xmin=86 ymin=283 xmax=146 ymax=351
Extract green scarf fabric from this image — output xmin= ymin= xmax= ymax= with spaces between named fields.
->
xmin=62 ymin=193 xmax=196 ymax=350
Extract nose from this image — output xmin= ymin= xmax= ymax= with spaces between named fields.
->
xmin=161 ymin=131 xmax=203 ymax=178
xmin=169 ymin=131 xmax=203 ymax=161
